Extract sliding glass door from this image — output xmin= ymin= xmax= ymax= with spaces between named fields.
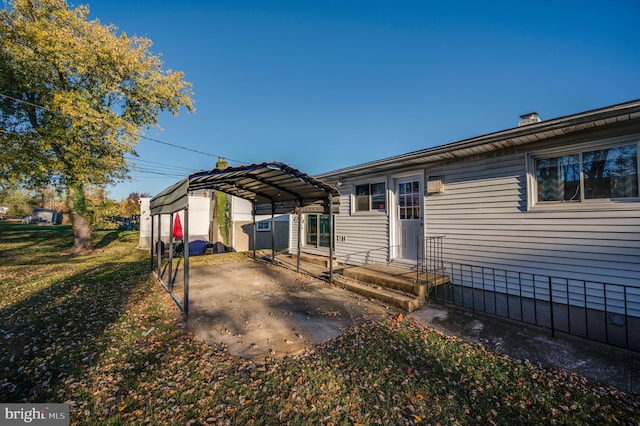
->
xmin=305 ymin=214 xmax=330 ymax=248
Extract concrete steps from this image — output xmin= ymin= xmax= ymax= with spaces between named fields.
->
xmin=290 ymin=252 xmax=338 ymax=268
xmin=335 ymin=264 xmax=451 ymax=313
xmin=332 ymin=274 xmax=422 ymax=313
xmin=277 ymin=254 xmax=450 ymax=313
xmin=342 ymin=264 xmax=425 ymax=299
xmin=335 ymin=264 xmax=424 ymax=312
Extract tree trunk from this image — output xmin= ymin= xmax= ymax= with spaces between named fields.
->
xmin=68 ymin=184 xmax=93 ymax=254
xmin=71 ymin=210 xmax=93 ymax=253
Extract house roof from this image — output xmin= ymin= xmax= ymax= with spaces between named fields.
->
xmin=316 ymin=99 xmax=640 ymax=180
xmin=150 ymin=161 xmax=340 ymax=216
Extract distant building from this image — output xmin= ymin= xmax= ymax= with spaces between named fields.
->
xmin=138 ymin=196 xmax=210 ymax=250
xmin=31 ymin=208 xmax=62 ymax=225
xmin=228 ymin=196 xmax=289 ymax=251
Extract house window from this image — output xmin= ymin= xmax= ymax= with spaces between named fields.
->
xmin=256 ymin=221 xmax=271 ymax=232
xmin=398 ymin=181 xmax=421 ymax=219
xmin=306 ymin=214 xmax=330 ymax=248
xmin=355 ymin=182 xmax=386 ymax=212
xmin=534 ymin=143 xmax=638 ymax=203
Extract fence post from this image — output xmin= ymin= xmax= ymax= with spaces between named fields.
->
xmin=481 ymin=266 xmax=486 ymax=314
xmin=624 ymin=286 xmax=629 ymax=349
xmin=519 ymin=272 xmax=523 ymax=322
xmin=533 ymin=276 xmax=538 ymax=326
xmin=493 ymin=269 xmax=497 ymax=316
xmin=584 ymin=281 xmax=589 ymax=340
xmin=505 ymin=270 xmax=510 ymax=319
xmin=548 ymin=276 xmax=555 ymax=338
xmin=603 ymin=284 xmax=609 ymax=345
xmin=565 ymin=278 xmax=570 ymax=335
xmin=416 ymin=235 xmax=421 ymax=298
xmin=470 ymin=265 xmax=475 ymax=317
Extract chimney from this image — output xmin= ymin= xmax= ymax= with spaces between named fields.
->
xmin=518 ymin=112 xmax=541 ymax=127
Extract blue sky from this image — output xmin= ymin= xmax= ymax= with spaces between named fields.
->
xmin=84 ymin=0 xmax=640 ymax=199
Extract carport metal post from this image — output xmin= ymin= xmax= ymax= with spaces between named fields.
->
xmin=271 ymin=201 xmax=276 ymax=262
xmin=252 ymin=201 xmax=257 ymax=260
xmin=183 ymin=205 xmax=190 ymax=315
xmin=296 ymin=204 xmax=301 ymax=273
xmin=150 ymin=213 xmax=154 ymax=271
xmin=168 ymin=212 xmax=174 ymax=291
xmin=157 ymin=214 xmax=162 ymax=277
xmin=329 ymin=194 xmax=334 ymax=282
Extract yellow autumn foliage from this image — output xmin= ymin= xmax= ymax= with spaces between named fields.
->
xmin=0 ymin=0 xmax=194 ymax=250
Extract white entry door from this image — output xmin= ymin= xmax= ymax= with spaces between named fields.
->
xmin=395 ymin=177 xmax=422 ymax=260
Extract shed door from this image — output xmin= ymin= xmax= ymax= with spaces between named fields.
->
xmin=395 ymin=177 xmax=422 ymax=260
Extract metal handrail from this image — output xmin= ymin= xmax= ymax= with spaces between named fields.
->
xmin=417 ymin=235 xmax=446 ymax=298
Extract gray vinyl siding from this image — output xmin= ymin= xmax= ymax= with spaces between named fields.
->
xmin=289 ymin=214 xmax=300 ymax=255
xmin=425 ymin=152 xmax=640 ymax=288
xmin=334 ymin=182 xmax=390 ymax=265
xmin=289 ymin=181 xmax=390 ymax=264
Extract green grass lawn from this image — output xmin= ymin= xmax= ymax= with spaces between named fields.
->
xmin=0 ymin=222 xmax=638 ymax=425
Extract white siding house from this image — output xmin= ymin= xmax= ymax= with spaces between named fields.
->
xmin=290 ymin=100 xmax=640 ymax=335
xmin=138 ymin=196 xmax=210 ymax=249
xmin=229 ymin=196 xmax=289 ymax=251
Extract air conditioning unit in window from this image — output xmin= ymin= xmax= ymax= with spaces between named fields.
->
xmin=427 ymin=175 xmax=444 ymax=194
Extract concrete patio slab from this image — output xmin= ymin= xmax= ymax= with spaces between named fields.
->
xmin=184 ymin=261 xmax=398 ymax=360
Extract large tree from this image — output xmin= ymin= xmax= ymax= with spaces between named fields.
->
xmin=0 ymin=0 xmax=194 ymax=253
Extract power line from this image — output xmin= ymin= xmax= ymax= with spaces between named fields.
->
xmin=2 ymin=129 xmax=193 ymax=178
xmin=130 ymin=170 xmax=185 ymax=178
xmin=0 ymin=92 xmax=250 ymax=164
xmin=126 ymin=156 xmax=204 ymax=172
xmin=137 ymin=135 xmax=246 ymax=164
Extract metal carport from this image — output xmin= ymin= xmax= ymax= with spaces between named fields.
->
xmin=149 ymin=161 xmax=340 ymax=314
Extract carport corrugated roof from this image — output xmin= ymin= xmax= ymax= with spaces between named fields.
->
xmin=150 ymin=161 xmax=340 ymax=215
xmin=150 ymin=161 xmax=341 ymax=315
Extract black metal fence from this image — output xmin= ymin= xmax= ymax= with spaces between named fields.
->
xmin=426 ymin=261 xmax=640 ymax=352
xmin=417 ymin=236 xmax=445 ymax=274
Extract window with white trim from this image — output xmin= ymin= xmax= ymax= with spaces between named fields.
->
xmin=354 ymin=182 xmax=386 ymax=212
xmin=256 ymin=221 xmax=271 ymax=232
xmin=534 ymin=142 xmax=639 ymax=203
xmin=305 ymin=214 xmax=330 ymax=247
